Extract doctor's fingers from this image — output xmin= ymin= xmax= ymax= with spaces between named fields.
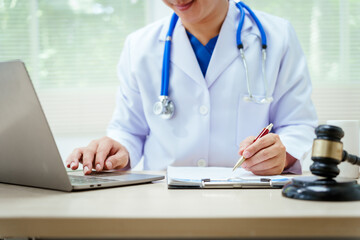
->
xmin=245 ymin=151 xmax=286 ymax=175
xmin=81 ymin=149 xmax=97 ymax=175
xmin=81 ymin=140 xmax=100 ymax=175
xmin=94 ymin=138 xmax=114 ymax=172
xmin=66 ymin=147 xmax=84 ymax=170
xmin=104 ymin=149 xmax=129 ymax=170
xmin=241 ymin=146 xmax=279 ymax=169
xmin=247 ymin=159 xmax=285 ymax=176
xmin=242 ymin=134 xmax=281 ymax=159
xmin=238 ymin=136 xmax=255 ymax=155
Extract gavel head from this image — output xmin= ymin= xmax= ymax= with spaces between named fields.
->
xmin=310 ymin=125 xmax=344 ymax=178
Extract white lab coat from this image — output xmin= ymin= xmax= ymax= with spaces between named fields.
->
xmin=107 ymin=1 xmax=318 ymax=171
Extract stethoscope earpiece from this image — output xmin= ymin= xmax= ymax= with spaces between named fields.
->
xmin=243 ymin=96 xmax=273 ymax=104
xmin=263 ymin=97 xmax=274 ymax=103
xmin=243 ymin=96 xmax=252 ymax=102
xmin=237 ymin=2 xmax=272 ymax=106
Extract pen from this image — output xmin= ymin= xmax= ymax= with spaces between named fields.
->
xmin=232 ymin=123 xmax=273 ymax=171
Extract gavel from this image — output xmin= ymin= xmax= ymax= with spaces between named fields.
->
xmin=282 ymin=124 xmax=360 ymax=201
xmin=310 ymin=124 xmax=360 ymax=178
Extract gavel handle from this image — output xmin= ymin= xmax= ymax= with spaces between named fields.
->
xmin=342 ymin=150 xmax=360 ymax=166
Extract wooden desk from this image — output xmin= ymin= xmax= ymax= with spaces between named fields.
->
xmin=0 ymin=172 xmax=360 ymax=239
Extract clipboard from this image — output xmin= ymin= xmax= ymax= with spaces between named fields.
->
xmin=167 ymin=166 xmax=292 ymax=189
xmin=200 ymin=178 xmax=291 ymax=189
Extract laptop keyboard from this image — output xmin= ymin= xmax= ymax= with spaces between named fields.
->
xmin=69 ymin=175 xmax=116 ymax=185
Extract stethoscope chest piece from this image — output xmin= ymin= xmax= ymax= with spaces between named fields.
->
xmin=153 ymin=96 xmax=175 ymax=119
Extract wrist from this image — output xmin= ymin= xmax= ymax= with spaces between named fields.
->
xmin=285 ymin=152 xmax=297 ymax=170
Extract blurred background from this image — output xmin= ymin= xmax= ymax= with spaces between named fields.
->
xmin=0 ymin=0 xmax=359 ymax=168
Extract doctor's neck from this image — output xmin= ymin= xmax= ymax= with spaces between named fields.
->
xmin=163 ymin=0 xmax=229 ymax=46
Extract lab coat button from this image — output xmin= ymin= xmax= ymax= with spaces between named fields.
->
xmin=197 ymin=159 xmax=207 ymax=167
xmin=199 ymin=105 xmax=208 ymax=115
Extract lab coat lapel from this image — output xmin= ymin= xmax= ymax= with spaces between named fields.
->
xmin=206 ymin=1 xmax=254 ymax=88
xmin=159 ymin=20 xmax=205 ymax=88
xmin=157 ymin=1 xmax=257 ymax=89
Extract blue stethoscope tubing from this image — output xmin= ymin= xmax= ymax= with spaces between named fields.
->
xmin=152 ymin=13 xmax=179 ymax=120
xmin=236 ymin=1 xmax=267 ymax=48
xmin=162 ymin=13 xmax=179 ymax=97
xmin=153 ymin=1 xmax=273 ymax=120
xmin=236 ymin=1 xmax=272 ymax=104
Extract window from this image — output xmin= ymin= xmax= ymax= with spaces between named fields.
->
xmin=1 ymin=0 xmax=359 ymax=138
xmin=0 ymin=0 xmax=148 ymax=135
xmin=243 ymin=0 xmax=360 ymax=122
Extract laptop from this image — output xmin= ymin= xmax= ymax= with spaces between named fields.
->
xmin=0 ymin=60 xmax=164 ymax=191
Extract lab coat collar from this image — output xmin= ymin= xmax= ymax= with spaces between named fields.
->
xmin=171 ymin=23 xmax=205 ymax=88
xmin=158 ymin=0 xmax=259 ymax=88
xmin=205 ymin=0 xmax=257 ymax=88
xmin=158 ymin=1 xmax=256 ymax=41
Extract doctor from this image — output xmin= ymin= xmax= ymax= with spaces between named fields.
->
xmin=66 ymin=0 xmax=317 ymax=175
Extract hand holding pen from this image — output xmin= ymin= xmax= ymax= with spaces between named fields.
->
xmin=233 ymin=123 xmax=292 ymax=175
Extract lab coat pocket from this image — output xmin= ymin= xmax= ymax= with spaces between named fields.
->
xmin=236 ymin=94 xmax=271 ymax=147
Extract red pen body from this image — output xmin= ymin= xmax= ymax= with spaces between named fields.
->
xmin=232 ymin=123 xmax=273 ymax=171
xmin=253 ymin=125 xmax=271 ymax=142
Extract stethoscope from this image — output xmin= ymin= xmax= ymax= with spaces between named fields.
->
xmin=153 ymin=1 xmax=273 ymax=120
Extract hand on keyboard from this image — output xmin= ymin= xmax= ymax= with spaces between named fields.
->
xmin=66 ymin=136 xmax=130 ymax=175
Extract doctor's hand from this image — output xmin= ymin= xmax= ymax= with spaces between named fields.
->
xmin=238 ymin=134 xmax=294 ymax=175
xmin=66 ymin=137 xmax=129 ymax=175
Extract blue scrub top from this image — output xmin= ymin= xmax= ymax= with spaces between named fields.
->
xmin=186 ymin=31 xmax=218 ymax=77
